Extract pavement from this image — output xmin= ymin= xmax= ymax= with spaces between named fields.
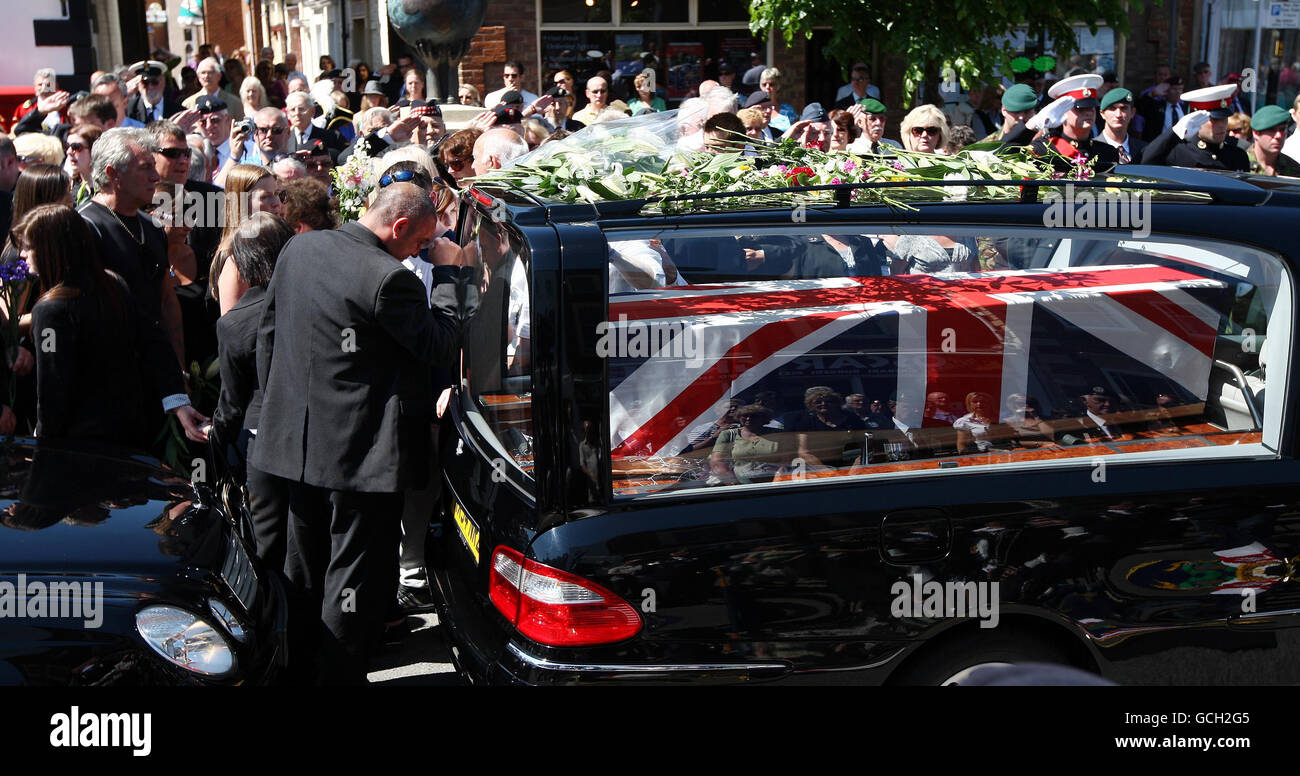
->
xmin=365 ymin=613 xmax=461 ymax=685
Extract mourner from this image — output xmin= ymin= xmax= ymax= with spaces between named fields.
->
xmin=997 ymin=83 xmax=1040 ymax=146
xmin=1141 ymin=83 xmax=1250 ymax=171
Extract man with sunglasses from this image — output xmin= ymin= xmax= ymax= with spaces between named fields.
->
xmin=485 ymin=61 xmax=538 ymax=111
xmin=149 ymin=121 xmax=222 ymax=366
xmin=833 ymin=62 xmax=881 ymax=110
xmin=238 ymin=107 xmax=291 ymax=167
xmin=126 ymin=61 xmax=184 ymax=126
xmin=573 ymin=76 xmax=610 ymax=125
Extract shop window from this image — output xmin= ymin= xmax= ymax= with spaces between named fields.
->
xmin=621 ymin=0 xmax=687 ymax=24
xmin=542 ymin=0 xmax=613 ymax=24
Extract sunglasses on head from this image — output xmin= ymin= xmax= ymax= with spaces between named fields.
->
xmin=910 ymin=126 xmax=941 ymax=137
xmin=380 ymin=169 xmax=418 ymax=187
xmin=155 ymin=147 xmax=190 ymax=159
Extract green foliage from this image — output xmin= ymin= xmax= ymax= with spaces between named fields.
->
xmin=749 ymin=0 xmax=1143 ymax=106
xmin=152 ymin=355 xmax=221 ymax=478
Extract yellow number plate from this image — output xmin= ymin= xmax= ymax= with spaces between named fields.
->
xmin=452 ymin=500 xmax=481 ymax=566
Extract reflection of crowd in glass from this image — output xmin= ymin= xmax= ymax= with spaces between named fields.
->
xmin=684 ymin=383 xmax=1195 ymax=486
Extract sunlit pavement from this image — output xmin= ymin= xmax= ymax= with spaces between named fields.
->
xmin=366 ymin=613 xmax=461 ymax=685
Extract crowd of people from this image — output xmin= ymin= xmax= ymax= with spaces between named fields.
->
xmin=1 ymin=44 xmax=1296 ymax=683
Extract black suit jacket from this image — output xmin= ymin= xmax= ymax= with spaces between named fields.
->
xmin=290 ymin=125 xmax=347 ymax=154
xmin=251 ymin=222 xmax=475 ymax=492
xmin=1137 ymin=97 xmax=1187 ymax=142
xmin=12 ymin=108 xmax=71 ymax=144
xmin=126 ymin=93 xmax=185 ymax=124
xmin=213 ymin=286 xmax=265 ymax=445
xmin=31 ymin=275 xmax=178 ymax=447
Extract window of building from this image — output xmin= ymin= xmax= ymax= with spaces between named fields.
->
xmin=542 ymin=0 xmax=613 ymax=24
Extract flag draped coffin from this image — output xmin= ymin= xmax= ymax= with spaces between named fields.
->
xmin=606 ymin=265 xmax=1228 ymax=459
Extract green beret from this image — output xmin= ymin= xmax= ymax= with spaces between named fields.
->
xmin=858 ymin=98 xmax=887 ymax=114
xmin=1251 ymin=104 xmax=1291 ymax=132
xmin=1099 ymin=88 xmax=1133 ymax=111
xmin=1002 ymin=83 xmax=1039 ymax=112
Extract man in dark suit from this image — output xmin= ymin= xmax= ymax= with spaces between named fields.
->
xmin=1136 ymin=76 xmax=1185 ymax=142
xmin=125 ymin=61 xmax=185 ymax=125
xmin=285 ymin=91 xmax=346 ymax=155
xmin=252 ymin=183 xmax=473 ymax=683
xmin=1094 ymin=88 xmax=1146 ymax=164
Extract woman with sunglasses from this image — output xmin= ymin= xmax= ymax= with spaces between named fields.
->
xmin=438 ymin=129 xmax=481 ymax=185
xmin=899 ymin=105 xmax=951 ymax=155
xmin=64 ymin=125 xmax=103 ymax=205
xmin=210 ymin=164 xmax=284 ymax=315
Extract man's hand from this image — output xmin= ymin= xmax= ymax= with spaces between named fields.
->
xmin=385 ymin=113 xmax=422 ymax=144
xmin=781 ymin=119 xmax=811 ymax=140
xmin=1173 ymin=109 xmax=1211 ymax=140
xmin=436 ymin=387 xmax=453 ymax=419
xmin=173 ymin=405 xmax=210 ymax=443
xmin=743 ymin=248 xmax=766 ymax=270
xmin=1027 ymin=95 xmax=1074 ymax=131
xmin=429 ymin=237 xmax=465 ymax=267
xmin=229 ymin=120 xmax=252 ymax=150
xmin=468 ymin=110 xmax=499 ymax=132
xmin=0 ymin=406 xmax=15 ymax=436
xmin=8 ymin=346 xmax=33 ymax=378
xmin=173 ymin=108 xmax=202 ymax=133
xmin=127 ymin=74 xmax=143 ymax=95
xmin=36 ymin=90 xmax=71 ymax=115
xmin=378 ymin=64 xmax=398 ymax=77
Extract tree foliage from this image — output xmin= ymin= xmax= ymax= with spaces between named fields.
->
xmin=749 ymin=0 xmax=1144 ymax=106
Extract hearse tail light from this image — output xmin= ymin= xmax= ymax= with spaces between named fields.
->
xmin=489 ymin=546 xmax=642 ymax=647
xmin=469 ymin=188 xmax=495 ymax=207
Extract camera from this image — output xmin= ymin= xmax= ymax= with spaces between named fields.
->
xmin=493 ymin=103 xmax=523 ymax=125
xmin=234 ymin=118 xmax=254 ymax=135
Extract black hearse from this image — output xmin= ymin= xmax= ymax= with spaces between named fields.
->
xmin=433 ymin=167 xmax=1300 ymax=685
xmin=0 ymin=438 xmax=286 ymax=685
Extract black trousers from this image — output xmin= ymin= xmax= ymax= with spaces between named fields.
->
xmin=282 ymin=481 xmax=403 ymax=685
xmin=244 ymin=434 xmax=290 ymax=573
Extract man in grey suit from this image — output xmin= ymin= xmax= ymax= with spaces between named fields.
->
xmin=253 ymin=183 xmax=472 ymax=683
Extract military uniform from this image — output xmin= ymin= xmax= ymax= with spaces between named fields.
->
xmin=1139 ymin=83 xmax=1250 ymax=172
xmin=1032 ymin=131 xmax=1121 ymax=174
xmin=1029 ymin=74 xmax=1120 ymax=174
xmin=1141 ymin=131 xmax=1249 ymax=171
xmin=1247 ymin=147 xmax=1300 ymax=177
xmin=1244 ymin=105 xmax=1300 ymax=177
xmin=997 ymin=84 xmax=1040 ymax=148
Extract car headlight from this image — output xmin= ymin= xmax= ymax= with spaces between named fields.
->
xmin=136 ymin=605 xmax=237 ymax=676
xmin=208 ymin=599 xmax=248 ymax=643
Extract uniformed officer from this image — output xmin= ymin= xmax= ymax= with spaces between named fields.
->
xmin=1245 ymin=105 xmax=1300 ymax=177
xmin=1094 ymin=88 xmax=1146 ymax=164
xmin=997 ymin=83 xmax=1040 ymax=146
xmin=1140 ymin=83 xmax=1249 ymax=171
xmin=1028 ymin=74 xmax=1120 ymax=173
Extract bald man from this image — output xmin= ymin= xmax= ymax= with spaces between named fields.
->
xmin=182 ymin=57 xmax=244 ymax=122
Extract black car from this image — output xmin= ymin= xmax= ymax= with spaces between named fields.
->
xmin=429 ymin=163 xmax=1300 ymax=685
xmin=0 ymin=438 xmax=286 ymax=685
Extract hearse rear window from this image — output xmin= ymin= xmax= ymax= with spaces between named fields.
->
xmin=601 ymin=226 xmax=1289 ymax=498
xmin=459 ymin=205 xmax=534 ymax=485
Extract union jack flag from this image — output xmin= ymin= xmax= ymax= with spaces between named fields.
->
xmin=607 ymin=265 xmax=1228 ymax=458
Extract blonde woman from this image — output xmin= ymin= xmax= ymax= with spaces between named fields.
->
xmin=240 ymin=75 xmax=269 ymax=117
xmin=758 ymin=67 xmax=798 ymax=127
xmin=627 ymin=70 xmax=666 ymax=113
xmin=211 ymin=164 xmax=283 ymax=314
xmin=899 ymin=104 xmax=950 ymax=154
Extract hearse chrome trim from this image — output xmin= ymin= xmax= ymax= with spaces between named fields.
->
xmin=505 ymin=642 xmax=788 ymax=675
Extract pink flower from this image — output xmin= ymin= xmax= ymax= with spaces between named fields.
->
xmin=892 ymin=161 xmax=905 ymax=171
xmin=830 ymin=177 xmax=842 ymax=185
xmin=842 ymin=160 xmax=857 ymax=173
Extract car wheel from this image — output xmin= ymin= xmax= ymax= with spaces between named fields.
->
xmin=891 ymin=630 xmax=1073 ymax=686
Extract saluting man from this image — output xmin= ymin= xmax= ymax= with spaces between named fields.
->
xmin=1028 ymin=74 xmax=1120 ymax=173
xmin=1140 ymin=83 xmax=1249 ymax=171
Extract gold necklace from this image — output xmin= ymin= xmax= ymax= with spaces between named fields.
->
xmin=105 ymin=204 xmax=145 ymax=245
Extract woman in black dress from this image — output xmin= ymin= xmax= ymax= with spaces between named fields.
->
xmin=19 ymin=204 xmax=176 ymax=448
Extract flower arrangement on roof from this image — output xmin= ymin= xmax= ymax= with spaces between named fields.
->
xmin=475 ymin=110 xmax=1060 ymax=212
